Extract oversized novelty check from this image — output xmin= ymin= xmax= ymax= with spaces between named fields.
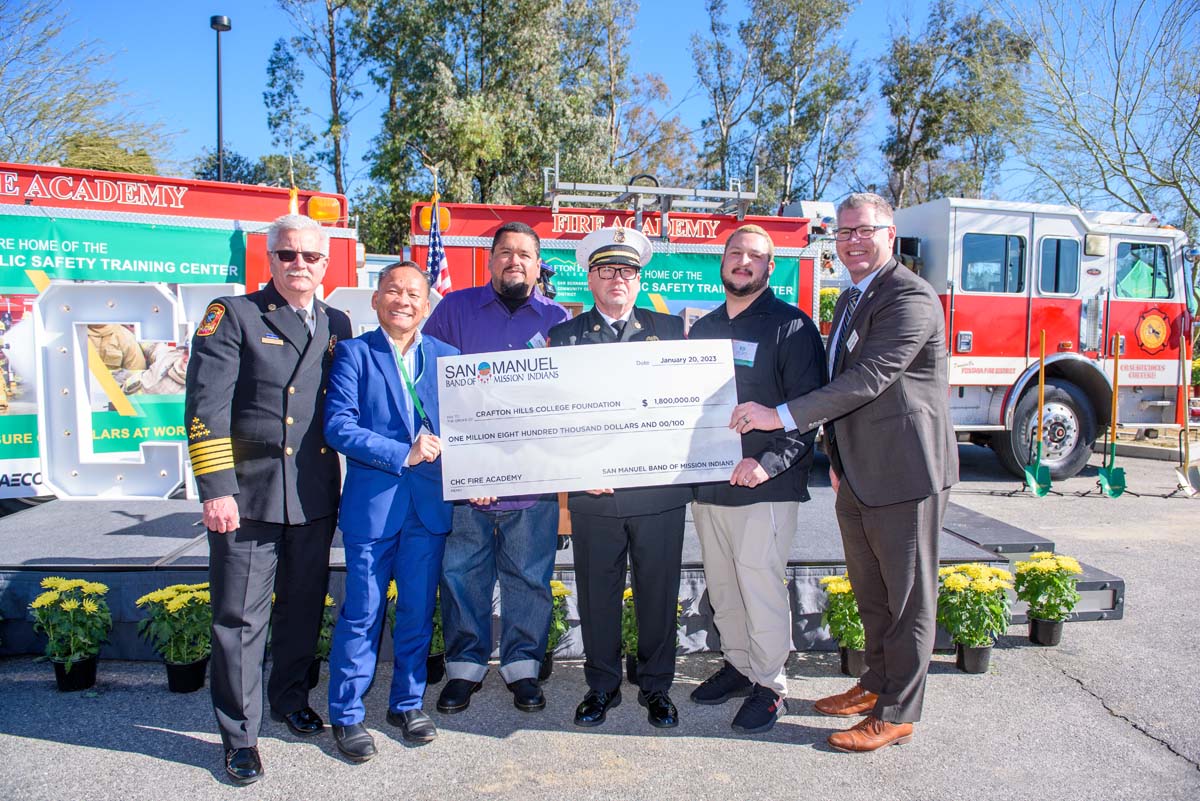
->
xmin=437 ymin=339 xmax=742 ymax=499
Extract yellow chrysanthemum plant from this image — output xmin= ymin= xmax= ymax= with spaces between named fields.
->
xmin=820 ymin=575 xmax=866 ymax=651
xmin=135 ymin=582 xmax=212 ymax=665
xmin=935 ymin=564 xmax=1014 ymax=648
xmin=29 ymin=576 xmax=113 ymax=670
xmin=386 ymin=580 xmax=445 ymax=655
xmin=619 ymin=587 xmax=684 ymax=656
xmin=546 ymin=580 xmax=573 ymax=654
xmin=1014 ymin=552 xmax=1083 ymax=622
xmin=315 ymin=595 xmax=337 ymax=661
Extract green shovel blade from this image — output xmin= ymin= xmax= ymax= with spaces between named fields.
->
xmin=1024 ymin=442 xmax=1051 ymax=497
xmin=1097 ymin=443 xmax=1125 ymax=497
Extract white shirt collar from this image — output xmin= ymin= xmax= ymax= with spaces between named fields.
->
xmin=596 ymin=308 xmax=634 ymax=327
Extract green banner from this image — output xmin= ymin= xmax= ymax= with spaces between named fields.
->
xmin=542 ymin=247 xmax=798 ymax=312
xmin=90 ymin=396 xmax=186 ymax=454
xmin=0 ymin=214 xmax=246 ymax=292
xmin=0 ymin=414 xmax=39 ymax=459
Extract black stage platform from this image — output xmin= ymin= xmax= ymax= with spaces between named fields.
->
xmin=0 ymin=483 xmax=1124 ymax=661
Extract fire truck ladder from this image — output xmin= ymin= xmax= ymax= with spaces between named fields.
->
xmin=542 ymin=154 xmax=759 ymax=239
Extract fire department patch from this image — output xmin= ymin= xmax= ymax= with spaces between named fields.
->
xmin=327 ymin=334 xmax=338 ymax=355
xmin=1135 ymin=308 xmax=1170 ymax=354
xmin=197 ymin=303 xmax=226 ymax=337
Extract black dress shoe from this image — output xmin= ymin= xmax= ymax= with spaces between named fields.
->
xmin=224 ymin=746 xmax=263 ymax=785
xmin=638 ymin=690 xmax=679 ymax=729
xmin=387 ymin=708 xmax=438 ymax=743
xmin=508 ymin=678 xmax=546 ymax=712
xmin=437 ymin=678 xmax=483 ymax=713
xmin=332 ymin=723 xmax=376 ymax=763
xmin=271 ymin=706 xmax=324 ymax=736
xmin=574 ymin=689 xmax=621 ymax=727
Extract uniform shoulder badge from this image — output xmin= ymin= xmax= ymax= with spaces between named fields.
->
xmin=327 ymin=334 xmax=338 ymax=355
xmin=197 ymin=303 xmax=226 ymax=337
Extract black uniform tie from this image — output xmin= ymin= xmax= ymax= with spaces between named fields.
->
xmin=832 ymin=287 xmax=861 ymax=375
xmin=610 ymin=319 xmax=625 ymax=338
xmin=296 ymin=308 xmax=312 ymax=340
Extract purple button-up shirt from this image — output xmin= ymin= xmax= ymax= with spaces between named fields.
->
xmin=423 ymin=284 xmax=570 ymax=510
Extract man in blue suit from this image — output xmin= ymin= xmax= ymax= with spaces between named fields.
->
xmin=323 ymin=261 xmax=459 ymax=762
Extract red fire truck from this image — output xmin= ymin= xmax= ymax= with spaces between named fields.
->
xmin=895 ymin=198 xmax=1195 ymax=479
xmin=411 ymin=185 xmax=1196 ymax=480
xmin=0 ymin=162 xmax=361 ymax=499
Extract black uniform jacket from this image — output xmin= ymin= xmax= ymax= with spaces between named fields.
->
xmin=547 ymin=306 xmax=694 ymax=518
xmin=688 ymin=287 xmax=826 ymax=506
xmin=184 ymin=280 xmax=353 ymax=525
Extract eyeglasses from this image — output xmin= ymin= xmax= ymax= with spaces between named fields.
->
xmin=590 ymin=265 xmax=641 ymax=280
xmin=272 ymin=249 xmax=326 ymax=264
xmin=833 ymin=225 xmax=891 ymax=241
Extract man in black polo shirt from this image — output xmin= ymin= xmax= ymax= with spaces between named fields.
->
xmin=686 ymin=224 xmax=825 ymax=734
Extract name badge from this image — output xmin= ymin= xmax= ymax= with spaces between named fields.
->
xmin=846 ymin=330 xmax=860 ymax=352
xmin=732 ymin=339 xmax=757 ymax=367
xmin=261 ymin=335 xmax=284 ymax=346
xmin=526 ymin=332 xmax=548 ymax=349
xmin=416 ymin=424 xmax=432 ymax=439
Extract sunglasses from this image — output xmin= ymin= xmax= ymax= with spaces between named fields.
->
xmin=272 ymin=249 xmax=326 ymax=264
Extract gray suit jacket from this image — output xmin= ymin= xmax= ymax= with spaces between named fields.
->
xmin=785 ymin=260 xmax=958 ymax=507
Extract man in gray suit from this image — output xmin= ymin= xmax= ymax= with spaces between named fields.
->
xmin=732 ymin=192 xmax=957 ymax=752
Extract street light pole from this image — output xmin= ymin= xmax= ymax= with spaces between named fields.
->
xmin=210 ymin=15 xmax=231 ymax=182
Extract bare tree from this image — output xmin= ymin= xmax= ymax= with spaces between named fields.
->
xmin=0 ymin=0 xmax=167 ymax=167
xmin=997 ymin=0 xmax=1200 ymax=232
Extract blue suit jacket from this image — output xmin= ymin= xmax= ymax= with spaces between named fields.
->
xmin=324 ymin=327 xmax=459 ymax=541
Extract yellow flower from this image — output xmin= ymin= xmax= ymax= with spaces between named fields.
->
xmin=937 ymin=566 xmax=960 ymax=577
xmin=136 ymin=588 xmax=176 ymax=606
xmin=166 ymin=593 xmax=194 ymax=613
xmin=960 ymin=563 xmax=986 ymax=579
xmin=61 ymin=579 xmax=89 ymax=590
xmin=820 ymin=575 xmax=843 ymax=585
xmin=824 ymin=578 xmax=853 ymax=595
xmin=1055 ymin=556 xmax=1082 ymax=574
xmin=82 ymin=581 xmax=109 ymax=596
xmin=82 ymin=599 xmax=99 ymax=614
xmin=60 ymin=598 xmax=80 ymax=611
xmin=988 ymin=567 xmax=1014 ymax=582
xmin=31 ymin=590 xmax=61 ymax=609
xmin=40 ymin=576 xmax=68 ymax=590
xmin=622 ymin=587 xmax=633 ymax=602
xmin=387 ymin=581 xmax=398 ymax=602
xmin=550 ymin=580 xmax=571 ymax=598
xmin=1028 ymin=551 xmax=1055 ymax=561
xmin=324 ymin=594 xmax=335 ymax=607
xmin=943 ymin=573 xmax=970 ymax=592
xmin=1014 ymin=561 xmax=1034 ymax=574
xmin=193 ymin=590 xmax=211 ymax=604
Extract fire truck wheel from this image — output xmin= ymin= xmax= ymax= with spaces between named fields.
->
xmin=996 ymin=378 xmax=1097 ymax=481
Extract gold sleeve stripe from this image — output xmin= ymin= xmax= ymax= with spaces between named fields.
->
xmin=190 ymin=453 xmax=235 ymax=470
xmin=188 ymin=438 xmax=233 ymax=457
xmin=193 ymin=461 xmax=235 ymax=477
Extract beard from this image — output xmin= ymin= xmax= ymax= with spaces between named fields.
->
xmin=722 ymin=269 xmax=769 ymax=298
xmin=496 ymin=274 xmax=532 ymax=299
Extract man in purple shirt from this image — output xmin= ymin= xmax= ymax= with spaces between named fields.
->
xmin=422 ymin=221 xmax=570 ymax=715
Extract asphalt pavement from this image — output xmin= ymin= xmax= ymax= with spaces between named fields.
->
xmin=1 ymin=444 xmax=1198 ymax=801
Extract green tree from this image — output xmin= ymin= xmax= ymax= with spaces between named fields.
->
xmin=748 ymin=0 xmax=865 ymax=205
xmin=278 ymin=0 xmax=366 ymax=196
xmin=0 ymin=0 xmax=167 ymax=165
xmin=61 ymin=134 xmax=157 ymax=175
xmin=355 ymin=0 xmax=610 ymax=206
xmin=264 ymin=38 xmax=318 ymax=188
xmin=880 ymin=0 xmax=1029 ymax=207
xmin=690 ymin=0 xmax=772 ymax=190
xmin=193 ymin=146 xmax=260 ymax=184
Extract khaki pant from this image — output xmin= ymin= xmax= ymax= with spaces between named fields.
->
xmin=693 ymin=501 xmax=798 ymax=696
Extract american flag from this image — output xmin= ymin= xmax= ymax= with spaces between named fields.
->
xmin=428 ymin=195 xmax=452 ymax=294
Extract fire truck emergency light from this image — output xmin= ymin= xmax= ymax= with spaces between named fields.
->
xmin=307 ymin=195 xmax=342 ymax=223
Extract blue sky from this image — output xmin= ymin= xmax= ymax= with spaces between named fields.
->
xmin=57 ymin=0 xmax=929 ymax=197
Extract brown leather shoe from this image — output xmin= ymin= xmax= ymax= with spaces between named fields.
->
xmin=828 ymin=716 xmax=913 ymax=752
xmin=813 ymin=683 xmax=878 ymax=717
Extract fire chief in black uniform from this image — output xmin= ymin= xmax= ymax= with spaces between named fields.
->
xmin=547 ymin=227 xmax=691 ymax=729
xmin=185 ymin=214 xmax=352 ymax=785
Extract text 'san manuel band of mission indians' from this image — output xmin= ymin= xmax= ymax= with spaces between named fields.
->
xmin=437 ymin=339 xmax=743 ymax=499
